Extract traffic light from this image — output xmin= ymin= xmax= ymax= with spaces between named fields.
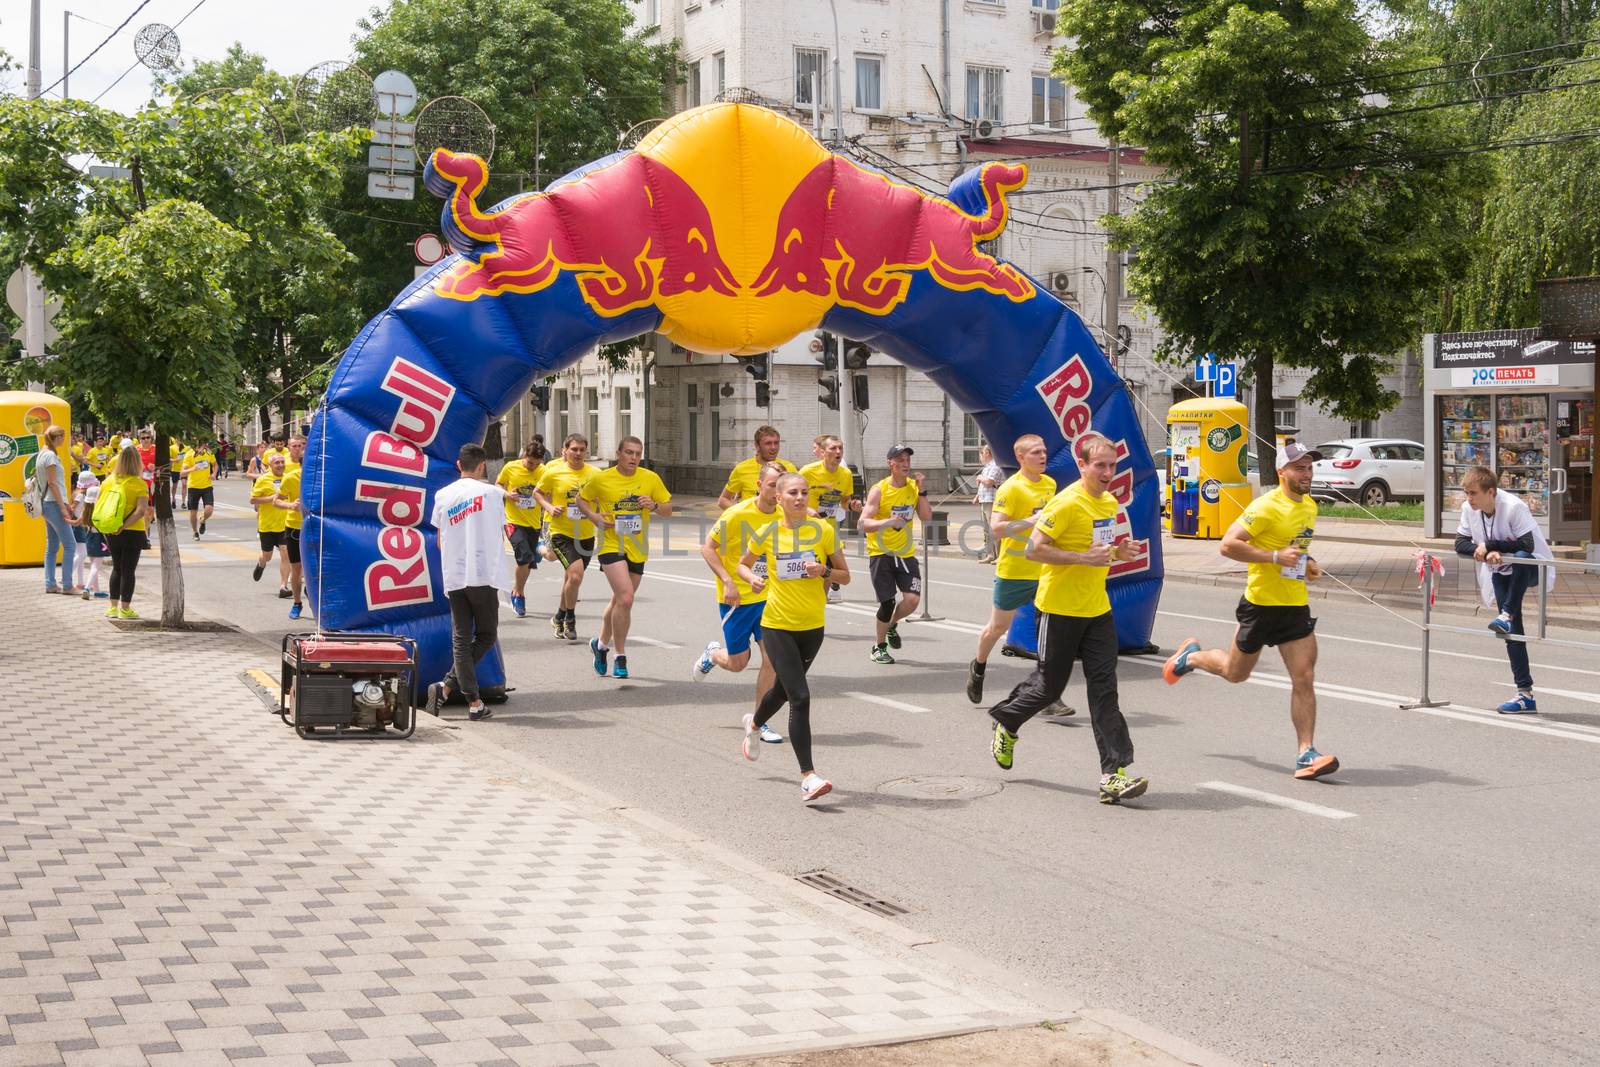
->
xmin=818 ymin=374 xmax=840 ymax=410
xmin=755 ymin=381 xmax=771 ymax=407
xmin=744 ymin=352 xmax=770 ymax=381
xmin=842 ymin=340 xmax=871 ymax=371
xmin=813 ymin=332 xmax=838 ymax=371
xmin=850 ymin=372 xmax=870 ymax=411
xmin=530 ymin=384 xmax=551 ymax=413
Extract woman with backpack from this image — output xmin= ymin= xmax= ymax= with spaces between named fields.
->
xmin=94 ymin=444 xmax=151 ymax=620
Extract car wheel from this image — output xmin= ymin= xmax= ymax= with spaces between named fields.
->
xmin=1359 ymin=481 xmax=1389 ymax=508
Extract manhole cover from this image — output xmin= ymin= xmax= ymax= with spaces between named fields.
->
xmin=875 ymin=775 xmax=1001 ymax=800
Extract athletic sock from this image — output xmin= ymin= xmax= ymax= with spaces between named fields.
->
xmin=972 ymin=660 xmax=986 ymax=674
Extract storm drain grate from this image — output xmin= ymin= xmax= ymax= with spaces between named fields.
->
xmin=795 ymin=870 xmax=908 ymax=918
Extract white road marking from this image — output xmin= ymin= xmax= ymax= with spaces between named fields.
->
xmin=1197 ymin=781 xmax=1358 ymax=820
xmin=927 ymin=578 xmax=995 ymax=592
xmin=627 ymin=636 xmax=682 ymax=649
xmin=842 ymin=691 xmax=930 ymax=714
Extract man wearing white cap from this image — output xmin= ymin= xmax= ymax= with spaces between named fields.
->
xmin=1161 ymin=442 xmax=1340 ymax=781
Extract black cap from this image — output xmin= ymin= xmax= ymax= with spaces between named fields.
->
xmin=886 ymin=444 xmax=914 ymax=460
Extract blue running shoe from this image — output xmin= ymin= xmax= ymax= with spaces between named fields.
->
xmin=1497 ymin=694 xmax=1537 ymax=714
xmin=288 ymin=603 xmax=302 ymax=620
xmin=589 ymin=637 xmax=609 ymax=676
xmin=1294 ymin=747 xmax=1340 ymax=780
xmin=511 ymin=594 xmax=526 ymax=618
xmin=1487 ymin=612 xmax=1513 ymax=636
xmin=1163 ymin=637 xmax=1202 ymax=685
xmin=760 ymin=723 xmax=784 ymax=744
xmin=613 ymin=655 xmax=629 ymax=679
xmin=692 ymin=641 xmax=719 ymax=681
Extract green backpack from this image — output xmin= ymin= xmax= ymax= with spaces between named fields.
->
xmin=92 ymin=478 xmax=128 ymax=535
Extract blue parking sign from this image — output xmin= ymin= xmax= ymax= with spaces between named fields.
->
xmin=1216 ymin=362 xmax=1237 ymax=398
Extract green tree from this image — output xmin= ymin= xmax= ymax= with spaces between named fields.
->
xmin=1058 ymin=0 xmax=1483 ymax=482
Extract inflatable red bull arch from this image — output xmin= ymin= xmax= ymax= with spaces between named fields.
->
xmin=304 ymin=102 xmax=1163 ymax=689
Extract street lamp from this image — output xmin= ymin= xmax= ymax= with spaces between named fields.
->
xmin=826 ymin=0 xmax=844 ymax=145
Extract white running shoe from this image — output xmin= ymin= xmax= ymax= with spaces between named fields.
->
xmin=760 ymin=723 xmax=784 ymax=744
xmin=741 ymin=713 xmax=760 ymax=761
xmin=693 ymin=640 xmax=720 ymax=681
xmin=801 ymin=773 xmax=833 ymax=802
xmin=826 ymin=587 xmax=843 ymax=604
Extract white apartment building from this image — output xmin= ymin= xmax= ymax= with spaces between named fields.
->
xmin=495 ymin=0 xmax=1178 ymax=492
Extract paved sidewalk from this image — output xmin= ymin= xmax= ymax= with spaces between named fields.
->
xmin=0 ymin=570 xmax=1225 ymax=1067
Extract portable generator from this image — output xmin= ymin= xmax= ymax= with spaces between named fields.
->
xmin=279 ymin=631 xmax=418 ymax=740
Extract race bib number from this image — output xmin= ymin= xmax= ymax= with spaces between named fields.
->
xmin=1091 ymin=518 xmax=1116 ymax=547
xmin=614 ymin=513 xmax=643 ymax=535
xmin=827 ymin=505 xmax=846 ymax=520
xmin=775 ymin=551 xmax=814 ymax=581
xmin=751 ymin=559 xmax=769 ymax=579
xmin=515 ymin=489 xmax=536 ymax=507
xmin=891 ymin=504 xmax=914 ymax=523
xmin=1280 ymin=553 xmax=1308 ymax=581
xmin=566 ymin=502 xmax=584 ymax=520
xmin=195 ymin=460 xmax=209 ymax=470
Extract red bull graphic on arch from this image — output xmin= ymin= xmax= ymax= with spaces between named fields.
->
xmin=303 ymin=102 xmax=1162 ymax=688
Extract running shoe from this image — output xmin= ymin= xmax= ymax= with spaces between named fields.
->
xmin=760 ymin=723 xmax=784 ymax=744
xmin=966 ymin=660 xmax=985 ymax=704
xmin=193 ymin=530 xmax=199 ymax=541
xmin=589 ymin=637 xmax=610 ymax=676
xmin=80 ymin=590 xmax=91 ymax=601
xmin=117 ymin=607 xmax=139 ymax=620
xmin=692 ymin=640 xmax=720 ymax=681
xmin=425 ymin=682 xmax=445 ymax=715
xmin=1497 ymin=694 xmax=1538 ymax=715
xmin=511 ymin=594 xmax=526 ymax=618
xmin=93 ymin=591 xmax=108 ymax=599
xmin=288 ymin=603 xmax=302 ymax=620
xmin=1099 ymin=768 xmax=1149 ymax=805
xmin=886 ymin=624 xmax=902 ymax=650
xmin=741 ymin=713 xmax=760 ymax=761
xmin=1163 ymin=637 xmax=1202 ymax=685
xmin=1043 ymin=700 xmax=1076 ymax=717
xmin=1293 ymin=747 xmax=1340 ymax=780
xmin=990 ymin=721 xmax=1017 ymax=771
xmin=551 ymin=612 xmax=565 ymax=638
xmin=563 ymin=618 xmax=578 ymax=642
xmin=278 ymin=585 xmax=293 ymax=599
xmin=869 ymin=644 xmax=895 ymax=665
xmin=1487 ymin=612 xmax=1514 ymax=636
xmin=105 ymin=605 xmax=119 ymax=618
xmin=199 ymin=519 xmax=207 ymax=536
xmin=467 ymin=704 xmax=493 ymax=721
xmin=252 ymin=562 xmax=265 ymax=582
xmin=613 ymin=655 xmax=629 ymax=679
xmin=827 ymin=587 xmax=843 ymax=604
xmin=801 ymin=773 xmax=833 ymax=802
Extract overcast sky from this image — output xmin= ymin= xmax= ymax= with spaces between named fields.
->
xmin=4 ymin=0 xmax=379 ymax=113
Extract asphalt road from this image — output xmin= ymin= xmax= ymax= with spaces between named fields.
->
xmin=161 ymin=479 xmax=1599 ymax=1067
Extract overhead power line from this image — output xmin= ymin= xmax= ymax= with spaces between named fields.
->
xmin=42 ymin=0 xmax=155 ymax=97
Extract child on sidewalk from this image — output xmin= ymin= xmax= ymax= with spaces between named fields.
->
xmin=77 ymin=474 xmax=110 ymax=599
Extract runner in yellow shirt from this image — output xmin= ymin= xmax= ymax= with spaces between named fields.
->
xmin=496 ymin=439 xmax=547 ymax=618
xmin=860 ymin=445 xmax=933 ymax=664
xmin=181 ymin=441 xmax=218 ymax=540
xmin=532 ymin=433 xmax=603 ymax=641
xmin=577 ymin=436 xmax=673 ymax=679
xmin=717 ymin=424 xmax=796 ymax=508
xmin=249 ymin=451 xmax=291 ymax=590
xmin=1163 ymin=442 xmax=1338 ymax=781
xmin=988 ymin=433 xmax=1148 ymax=805
xmin=799 ymin=434 xmax=860 ymax=604
xmin=966 ymin=434 xmax=1062 ymax=706
xmin=274 ymin=457 xmax=306 ymax=620
xmin=734 ymin=472 xmax=852 ymax=802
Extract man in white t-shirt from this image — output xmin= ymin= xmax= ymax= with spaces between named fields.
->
xmin=426 ymin=443 xmax=512 ymax=721
xmin=1454 ymin=465 xmax=1555 ymax=715
xmin=974 ymin=444 xmax=1003 ymax=564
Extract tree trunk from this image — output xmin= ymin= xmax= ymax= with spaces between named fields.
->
xmin=153 ymin=426 xmax=186 ymax=626
xmin=1251 ymin=351 xmax=1279 ymax=490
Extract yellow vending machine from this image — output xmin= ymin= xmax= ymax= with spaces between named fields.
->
xmin=1166 ymin=397 xmax=1250 ymax=539
xmin=0 ymin=391 xmax=72 ymax=565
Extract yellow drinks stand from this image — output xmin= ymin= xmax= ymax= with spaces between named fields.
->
xmin=1166 ymin=397 xmax=1250 ymax=539
xmin=0 ymin=391 xmax=72 ymax=565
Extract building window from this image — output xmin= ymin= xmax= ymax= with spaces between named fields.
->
xmin=1031 ymin=73 xmax=1067 ymax=129
xmin=688 ymin=61 xmax=702 ymax=108
xmin=966 ymin=65 xmax=1004 ymax=122
xmin=1349 ymin=419 xmax=1374 ymax=437
xmin=796 ymin=48 xmax=826 ymax=106
xmin=643 ymin=0 xmax=658 ymax=26
xmin=712 ymin=52 xmax=726 ymax=97
xmin=554 ymin=388 xmax=570 ymax=442
xmin=709 ymin=382 xmax=722 ymax=461
xmin=617 ymin=387 xmax=633 ymax=442
xmin=585 ymin=387 xmax=600 ymax=452
xmin=962 ymin=413 xmax=984 ymax=467
xmin=855 ymin=55 xmax=883 ymax=111
xmin=687 ymin=383 xmax=700 ymax=463
xmin=1273 ymin=397 xmax=1299 ymax=434
xmin=1031 ymin=0 xmax=1059 ymax=9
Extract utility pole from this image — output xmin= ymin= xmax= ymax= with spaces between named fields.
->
xmin=826 ymin=0 xmax=844 ymax=145
xmin=1104 ymin=140 xmax=1121 ymax=372
xmin=23 ymin=0 xmax=48 ymax=369
xmin=62 ymin=11 xmax=70 ymax=98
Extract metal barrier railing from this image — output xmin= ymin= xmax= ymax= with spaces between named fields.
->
xmin=1401 ymin=552 xmax=1600 ymax=709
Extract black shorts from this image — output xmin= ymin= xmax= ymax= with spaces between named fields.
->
xmin=869 ymin=554 xmax=922 ymax=601
xmin=1234 ymin=598 xmax=1316 ymax=654
xmin=550 ymin=534 xmax=595 ymax=570
xmin=286 ymin=527 xmax=302 ymax=565
xmin=508 ymin=523 xmax=541 ymax=566
xmin=186 ymin=486 xmax=214 ymax=509
xmin=597 ymin=552 xmax=645 ymax=575
xmin=259 ymin=530 xmax=285 ymax=551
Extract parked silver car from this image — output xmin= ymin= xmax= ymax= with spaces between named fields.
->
xmin=1310 ymin=438 xmax=1426 ymax=506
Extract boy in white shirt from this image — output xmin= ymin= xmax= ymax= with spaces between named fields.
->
xmin=426 ymin=443 xmax=512 ymax=721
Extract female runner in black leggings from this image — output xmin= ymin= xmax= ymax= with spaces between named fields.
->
xmin=737 ymin=472 xmax=852 ymax=802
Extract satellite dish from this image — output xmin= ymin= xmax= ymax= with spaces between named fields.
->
xmin=294 ymin=61 xmax=376 ymax=132
xmin=134 ymin=23 xmax=181 ymax=72
xmin=413 ymin=95 xmax=496 ymax=167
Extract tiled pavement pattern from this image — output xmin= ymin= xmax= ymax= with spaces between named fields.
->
xmin=0 ymin=575 xmax=1039 ymax=1067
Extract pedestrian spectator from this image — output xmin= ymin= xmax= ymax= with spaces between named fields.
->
xmin=37 ymin=425 xmax=81 ymax=595
xmin=1455 ymin=465 xmax=1555 ymax=714
xmin=217 ymin=434 xmax=232 ymax=478
xmin=974 ymin=443 xmax=1003 ymax=564
xmin=101 ymin=444 xmax=151 ymax=619
xmin=70 ymin=471 xmax=95 ymax=594
xmin=78 ymin=474 xmax=110 ymax=600
xmin=425 ymin=443 xmax=511 ymax=722
xmin=246 ymin=441 xmax=266 ymax=478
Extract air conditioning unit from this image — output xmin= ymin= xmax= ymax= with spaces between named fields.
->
xmin=1049 ymin=271 xmax=1077 ymax=303
xmin=1032 ymin=10 xmax=1058 ymax=34
xmin=970 ymin=118 xmax=1000 ymax=141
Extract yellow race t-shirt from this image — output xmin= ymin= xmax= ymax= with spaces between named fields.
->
xmin=800 ymin=461 xmax=854 ymax=523
xmin=711 ymin=499 xmax=780 ymax=605
xmin=1034 ymin=481 xmax=1119 ymax=618
xmin=758 ymin=519 xmax=839 ymax=632
xmin=184 ymin=450 xmax=216 ymax=490
xmin=253 ymin=472 xmax=289 ymax=533
xmin=866 ymin=477 xmax=919 ymax=558
xmin=1237 ymin=488 xmax=1318 ymax=607
xmin=537 ymin=461 xmax=602 ymax=539
xmin=496 ymin=460 xmax=545 ymax=527
xmin=583 ymin=466 xmax=672 ymax=563
xmin=993 ymin=471 xmax=1057 ymax=581
xmin=724 ymin=456 xmax=796 ymax=502
xmin=109 ymin=473 xmax=148 ymax=532
xmin=279 ymin=466 xmax=303 ymax=530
